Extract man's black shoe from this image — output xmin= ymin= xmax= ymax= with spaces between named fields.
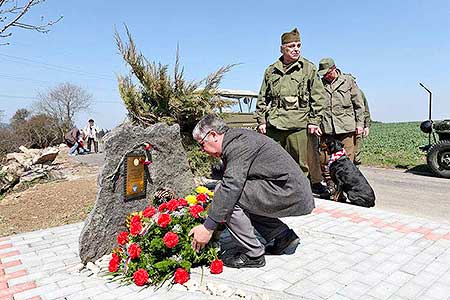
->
xmin=311 ymin=183 xmax=328 ymax=195
xmin=265 ymin=229 xmax=300 ymax=255
xmin=222 ymin=253 xmax=265 ymax=269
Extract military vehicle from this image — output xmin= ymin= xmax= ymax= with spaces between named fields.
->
xmin=419 ymin=83 xmax=450 ymax=178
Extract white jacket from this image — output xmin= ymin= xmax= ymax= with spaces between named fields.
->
xmin=84 ymin=124 xmax=100 ymax=141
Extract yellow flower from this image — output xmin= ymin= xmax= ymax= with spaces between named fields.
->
xmin=186 ymin=195 xmax=197 ymax=205
xmin=206 ymin=190 xmax=214 ymax=197
xmin=195 ymin=186 xmax=209 ymax=194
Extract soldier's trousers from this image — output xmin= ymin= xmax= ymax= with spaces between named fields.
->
xmin=353 ymin=133 xmax=363 ymax=165
xmin=307 ymin=134 xmax=322 ymax=184
xmin=266 ymin=126 xmax=309 ymax=176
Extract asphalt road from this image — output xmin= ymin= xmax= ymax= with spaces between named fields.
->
xmin=72 ymin=153 xmax=449 ymax=223
xmin=360 ymin=166 xmax=450 ymax=223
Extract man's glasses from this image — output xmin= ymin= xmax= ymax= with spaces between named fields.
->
xmin=198 ymin=130 xmax=212 ymax=148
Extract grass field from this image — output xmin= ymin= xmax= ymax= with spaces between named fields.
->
xmin=221 ymin=113 xmax=430 ymax=170
xmin=361 ymin=121 xmax=429 ymax=169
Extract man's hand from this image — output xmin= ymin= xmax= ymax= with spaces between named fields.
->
xmin=356 ymin=127 xmax=363 ymax=135
xmin=363 ymin=127 xmax=370 ymax=137
xmin=188 ymin=224 xmax=213 ymax=252
xmin=257 ymin=123 xmax=267 ymax=134
xmin=308 ymin=124 xmax=322 ymax=136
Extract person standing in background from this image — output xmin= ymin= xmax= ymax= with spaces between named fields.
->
xmin=317 ymin=57 xmax=365 ymax=197
xmin=84 ymin=118 xmax=99 ymax=153
xmin=255 ymin=28 xmax=326 ymax=178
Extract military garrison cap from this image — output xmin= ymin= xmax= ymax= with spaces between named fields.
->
xmin=281 ymin=28 xmax=300 ymax=44
xmin=318 ymin=57 xmax=336 ymax=76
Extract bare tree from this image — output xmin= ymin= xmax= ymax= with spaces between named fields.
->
xmin=0 ymin=0 xmax=63 ymax=45
xmin=35 ymin=82 xmax=92 ymax=136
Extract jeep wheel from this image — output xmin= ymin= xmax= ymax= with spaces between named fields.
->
xmin=427 ymin=140 xmax=450 ymax=178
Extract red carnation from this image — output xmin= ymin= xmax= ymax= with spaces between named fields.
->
xmin=144 ymin=143 xmax=153 ymax=150
xmin=177 ymin=198 xmax=188 ymax=207
xmin=189 ymin=205 xmax=204 ymax=218
xmin=163 ymin=232 xmax=179 ymax=248
xmin=196 ymin=193 xmax=207 ymax=203
xmin=143 ymin=206 xmax=156 ymax=218
xmin=174 ymin=268 xmax=190 ymax=284
xmin=108 ymin=253 xmax=120 ymax=272
xmin=158 ymin=202 xmax=168 ymax=212
xmin=128 ymin=243 xmax=142 ymax=259
xmin=210 ymin=259 xmax=223 ymax=274
xmin=157 ymin=213 xmax=171 ymax=228
xmin=143 ymin=160 xmax=151 ymax=166
xmin=166 ymin=199 xmax=179 ymax=211
xmin=129 ymin=220 xmax=142 ymax=236
xmin=130 ymin=215 xmax=141 ymax=224
xmin=117 ymin=231 xmax=129 ymax=246
xmin=133 ymin=268 xmax=149 ymax=286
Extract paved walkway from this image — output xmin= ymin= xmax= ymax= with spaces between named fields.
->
xmin=1 ymin=199 xmax=450 ymax=300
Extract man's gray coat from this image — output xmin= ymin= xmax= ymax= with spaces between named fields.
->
xmin=207 ymin=128 xmax=315 ymax=223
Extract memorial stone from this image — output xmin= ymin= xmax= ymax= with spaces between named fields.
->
xmin=79 ymin=122 xmax=195 ymax=264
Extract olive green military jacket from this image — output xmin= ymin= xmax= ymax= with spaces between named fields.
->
xmin=255 ymin=57 xmax=326 ymax=130
xmin=321 ymin=71 xmax=365 ymax=135
xmin=360 ymin=90 xmax=371 ymax=128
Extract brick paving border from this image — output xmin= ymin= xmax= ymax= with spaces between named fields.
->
xmin=313 ymin=205 xmax=450 ymax=241
xmin=0 ymin=239 xmax=40 ymax=300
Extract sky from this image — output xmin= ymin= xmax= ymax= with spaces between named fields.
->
xmin=1 ymin=0 xmax=450 ymax=130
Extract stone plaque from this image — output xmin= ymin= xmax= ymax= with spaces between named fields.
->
xmin=123 ymin=153 xmax=147 ymax=201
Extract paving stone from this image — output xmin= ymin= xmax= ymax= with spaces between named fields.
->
xmin=385 ymin=271 xmax=414 ymax=286
xmin=400 ymin=261 xmax=427 ymax=275
xmin=280 ymin=268 xmax=311 ymax=284
xmin=375 ymin=261 xmax=403 ymax=274
xmin=257 ymin=267 xmax=287 ymax=283
xmin=366 ymin=281 xmax=400 ymax=300
xmin=3 ymin=264 xmax=27 ymax=274
xmin=357 ymin=270 xmax=385 ymax=287
xmin=336 ymin=281 xmax=370 ymax=300
xmin=57 ymin=275 xmax=88 ymax=287
xmin=422 ymin=261 xmax=450 ymax=276
xmin=303 ymin=259 xmax=330 ymax=273
xmin=370 ymin=252 xmax=392 ymax=263
xmin=389 ymin=253 xmax=414 ymax=265
xmin=313 ymin=279 xmax=343 ymax=299
xmin=265 ymin=278 xmax=291 ymax=291
xmin=43 ymin=283 xmax=85 ymax=300
xmin=411 ymin=271 xmax=440 ymax=288
xmin=7 ymin=271 xmax=47 ymax=287
xmin=396 ymin=281 xmax=426 ymax=299
xmin=309 ymin=268 xmax=339 ymax=284
xmin=328 ymin=259 xmax=355 ymax=273
xmin=285 ymin=279 xmax=318 ymax=295
xmin=336 ymin=269 xmax=361 ymax=285
xmin=37 ymin=273 xmax=71 ymax=285
xmin=13 ymin=283 xmax=59 ymax=300
xmin=421 ymin=282 xmax=450 ymax=300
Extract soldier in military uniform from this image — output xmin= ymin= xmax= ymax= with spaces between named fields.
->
xmin=317 ymin=58 xmax=365 ymax=195
xmin=255 ymin=28 xmax=326 ymax=186
xmin=354 ymin=90 xmax=371 ymax=165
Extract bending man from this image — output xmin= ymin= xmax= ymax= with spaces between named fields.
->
xmin=189 ymin=115 xmax=315 ymax=268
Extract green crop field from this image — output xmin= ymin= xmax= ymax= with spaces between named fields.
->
xmin=222 ymin=113 xmax=430 ymax=170
xmin=361 ymin=121 xmax=429 ymax=169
